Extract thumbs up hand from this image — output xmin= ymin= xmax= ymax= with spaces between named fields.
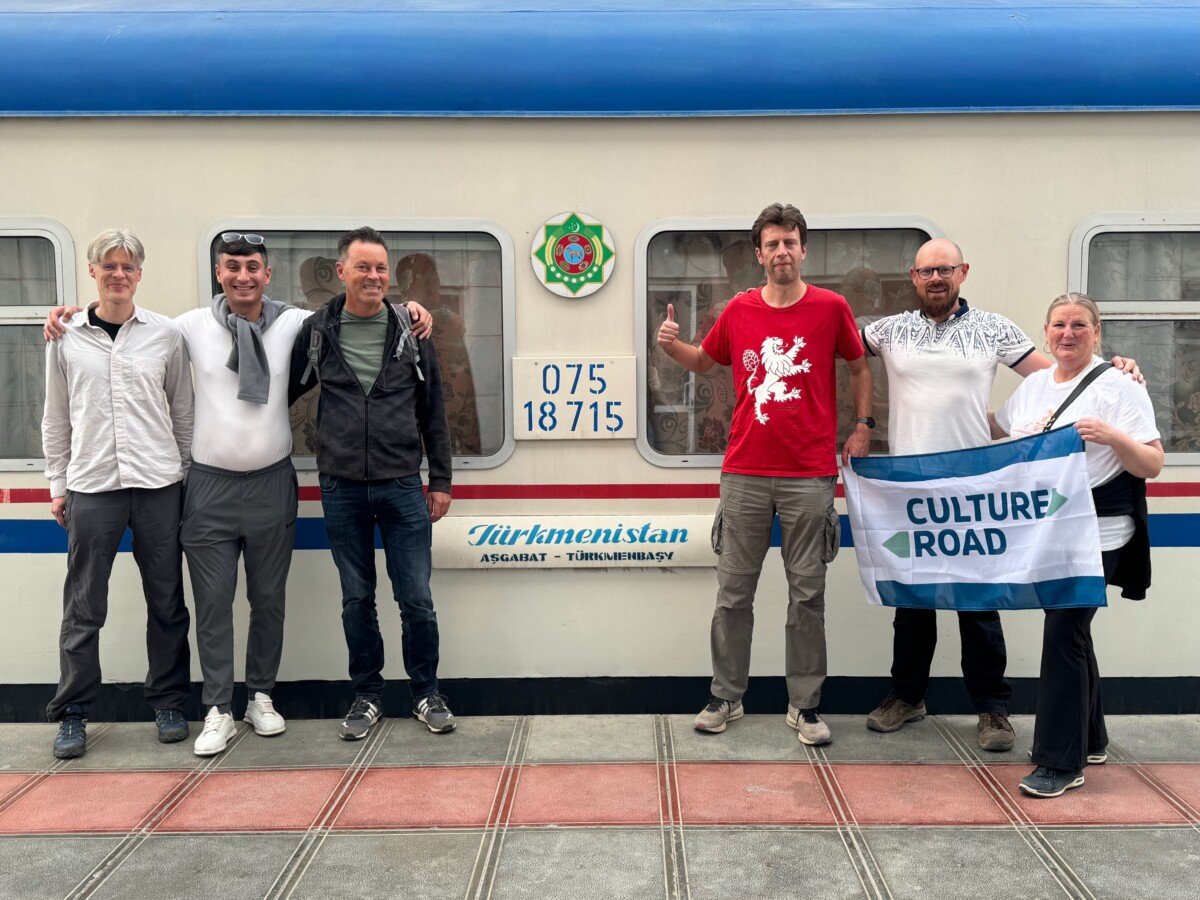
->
xmin=657 ymin=303 xmax=681 ymax=355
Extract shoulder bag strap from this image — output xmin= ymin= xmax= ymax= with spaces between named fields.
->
xmin=1042 ymin=362 xmax=1113 ymax=432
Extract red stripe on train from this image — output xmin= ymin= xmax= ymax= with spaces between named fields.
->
xmin=2 ymin=483 xmax=1198 ymax=503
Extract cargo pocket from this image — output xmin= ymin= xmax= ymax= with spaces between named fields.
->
xmin=710 ymin=502 xmax=725 ymax=556
xmin=821 ymin=504 xmax=841 ymax=563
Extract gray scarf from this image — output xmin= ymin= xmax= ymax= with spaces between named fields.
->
xmin=211 ymin=294 xmax=287 ymax=404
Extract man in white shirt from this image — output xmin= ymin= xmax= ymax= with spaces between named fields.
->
xmin=43 ymin=229 xmax=194 ymax=759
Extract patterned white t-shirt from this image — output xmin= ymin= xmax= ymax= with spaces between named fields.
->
xmin=862 ymin=300 xmax=1034 ymax=455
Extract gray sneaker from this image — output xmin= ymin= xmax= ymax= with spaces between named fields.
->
xmin=978 ymin=712 xmax=1016 ymax=752
xmin=694 ymin=696 xmax=743 ymax=733
xmin=866 ymin=693 xmax=927 ymax=733
xmin=413 ymin=693 xmax=456 ymax=734
xmin=787 ymin=705 xmax=832 ymax=746
xmin=339 ymin=696 xmax=382 ymax=741
xmin=1019 ymin=766 xmax=1084 ymax=798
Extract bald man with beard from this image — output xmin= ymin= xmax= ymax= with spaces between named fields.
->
xmin=860 ymin=238 xmax=1138 ymax=752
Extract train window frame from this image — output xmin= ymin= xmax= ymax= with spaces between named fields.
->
xmin=634 ymin=215 xmax=943 ymax=468
xmin=1069 ymin=213 xmax=1200 ymax=465
xmin=198 ymin=219 xmax=517 ymax=472
xmin=0 ymin=218 xmax=77 ymax=472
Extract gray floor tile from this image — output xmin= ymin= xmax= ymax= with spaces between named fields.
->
xmin=816 ymin=715 xmax=966 ymax=763
xmin=1104 ymin=715 xmax=1200 ymax=762
xmin=290 ymin=831 xmax=479 ymax=900
xmin=367 ymin=716 xmax=518 ymax=767
xmin=0 ymin=836 xmax=122 ymax=899
xmin=524 ymin=715 xmax=655 ymax=762
xmin=0 ymin=724 xmax=56 ymax=773
xmin=216 ymin=718 xmax=366 ymax=770
xmin=490 ymin=828 xmax=664 ymax=899
xmin=864 ymin=827 xmax=1065 ymax=899
xmin=90 ymin=833 xmax=300 ymax=900
xmin=685 ymin=828 xmax=866 ymax=899
xmin=938 ymin=714 xmax=1034 ymax=763
xmin=1046 ymin=827 xmax=1200 ymax=899
xmin=59 ymin=722 xmax=208 ymax=771
xmin=669 ymin=714 xmax=807 ymax=761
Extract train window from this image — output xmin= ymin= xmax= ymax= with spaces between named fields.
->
xmin=0 ymin=222 xmax=76 ymax=468
xmin=204 ymin=225 xmax=514 ymax=469
xmin=1072 ymin=217 xmax=1200 ymax=460
xmin=637 ymin=219 xmax=933 ymax=466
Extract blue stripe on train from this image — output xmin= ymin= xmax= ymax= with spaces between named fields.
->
xmin=876 ymin=576 xmax=1108 ymax=610
xmin=0 ymin=514 xmax=1196 ymax=553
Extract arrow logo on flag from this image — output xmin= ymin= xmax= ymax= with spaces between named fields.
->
xmin=883 ymin=531 xmax=910 ymax=558
xmin=1046 ymin=489 xmax=1068 ymax=516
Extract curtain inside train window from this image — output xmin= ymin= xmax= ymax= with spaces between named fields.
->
xmin=1087 ymin=230 xmax=1200 ymax=454
xmin=0 ymin=235 xmax=57 ymax=459
xmin=209 ymin=230 xmax=505 ymax=461
xmin=644 ymin=227 xmax=929 ymax=460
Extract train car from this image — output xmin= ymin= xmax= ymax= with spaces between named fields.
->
xmin=0 ymin=0 xmax=1197 ymax=719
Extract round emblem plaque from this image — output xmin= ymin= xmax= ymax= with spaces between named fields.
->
xmin=531 ymin=212 xmax=616 ymax=298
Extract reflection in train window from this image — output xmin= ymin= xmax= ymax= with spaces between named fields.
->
xmin=0 ymin=233 xmax=64 ymax=461
xmin=1084 ymin=229 xmax=1200 ymax=455
xmin=208 ymin=230 xmax=505 ymax=461
xmin=644 ymin=227 xmax=929 ymax=461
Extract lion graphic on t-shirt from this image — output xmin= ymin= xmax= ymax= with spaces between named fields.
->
xmin=743 ymin=336 xmax=812 ymax=424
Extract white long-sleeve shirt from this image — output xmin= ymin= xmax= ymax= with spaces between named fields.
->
xmin=42 ymin=303 xmax=193 ymax=497
xmin=175 ymin=305 xmax=311 ymax=471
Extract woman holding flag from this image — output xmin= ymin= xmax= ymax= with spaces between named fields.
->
xmin=992 ymin=293 xmax=1163 ymax=798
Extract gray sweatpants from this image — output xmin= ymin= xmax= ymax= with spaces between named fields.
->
xmin=46 ymin=484 xmax=191 ymax=722
xmin=710 ymin=473 xmax=840 ymax=709
xmin=181 ymin=458 xmax=297 ymax=709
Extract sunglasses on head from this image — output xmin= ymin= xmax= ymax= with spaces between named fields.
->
xmin=219 ymin=232 xmax=265 ymax=246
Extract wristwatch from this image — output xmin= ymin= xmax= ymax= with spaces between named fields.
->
xmin=853 ymin=417 xmax=876 ymax=428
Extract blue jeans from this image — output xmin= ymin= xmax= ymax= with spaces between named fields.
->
xmin=319 ymin=473 xmax=440 ymax=701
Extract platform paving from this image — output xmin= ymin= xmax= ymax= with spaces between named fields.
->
xmin=0 ymin=713 xmax=1196 ymax=899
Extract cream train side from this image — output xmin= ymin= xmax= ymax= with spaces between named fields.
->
xmin=0 ymin=1 xmax=1196 ymax=717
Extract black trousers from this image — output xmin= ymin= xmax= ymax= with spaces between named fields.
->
xmin=890 ymin=608 xmax=1010 ymax=714
xmin=1030 ymin=549 xmax=1119 ymax=772
xmin=46 ymin=485 xmax=191 ymax=722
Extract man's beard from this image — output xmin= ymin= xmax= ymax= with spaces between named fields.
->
xmin=919 ymin=285 xmax=958 ymax=319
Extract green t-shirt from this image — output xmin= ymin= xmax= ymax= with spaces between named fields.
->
xmin=339 ymin=306 xmax=389 ymax=395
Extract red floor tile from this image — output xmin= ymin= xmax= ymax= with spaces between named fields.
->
xmin=508 ymin=763 xmax=661 ymax=826
xmin=0 ymin=773 xmax=30 ymax=804
xmin=832 ymin=764 xmax=1009 ymax=826
xmin=335 ymin=766 xmax=501 ymax=829
xmin=0 ymin=771 xmax=186 ymax=834
xmin=157 ymin=768 xmax=344 ymax=832
xmin=1136 ymin=764 xmax=1200 ymax=818
xmin=992 ymin=765 xmax=1190 ymax=825
xmin=677 ymin=762 xmax=834 ymax=826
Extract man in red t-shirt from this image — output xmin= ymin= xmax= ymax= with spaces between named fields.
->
xmin=657 ymin=203 xmax=873 ymax=746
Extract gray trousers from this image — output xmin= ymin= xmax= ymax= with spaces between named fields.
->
xmin=181 ymin=458 xmax=296 ymax=709
xmin=46 ymin=484 xmax=191 ymax=721
xmin=710 ymin=473 xmax=839 ymax=709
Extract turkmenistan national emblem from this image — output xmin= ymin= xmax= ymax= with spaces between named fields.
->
xmin=531 ymin=212 xmax=616 ymax=298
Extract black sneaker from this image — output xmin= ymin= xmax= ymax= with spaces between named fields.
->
xmin=413 ymin=693 xmax=456 ymax=733
xmin=53 ymin=706 xmax=87 ymax=759
xmin=155 ymin=708 xmax=189 ymax=744
xmin=339 ymin=696 xmax=382 ymax=741
xmin=1019 ymin=765 xmax=1084 ymax=798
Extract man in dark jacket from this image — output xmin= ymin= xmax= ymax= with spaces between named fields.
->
xmin=290 ymin=226 xmax=454 ymax=740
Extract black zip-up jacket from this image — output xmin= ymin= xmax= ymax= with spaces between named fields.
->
xmin=288 ymin=295 xmax=451 ymax=494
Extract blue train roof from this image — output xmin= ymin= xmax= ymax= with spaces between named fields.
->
xmin=2 ymin=1 xmax=1198 ymax=116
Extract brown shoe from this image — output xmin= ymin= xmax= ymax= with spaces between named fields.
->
xmin=866 ymin=693 xmax=927 ymax=733
xmin=978 ymin=712 xmax=1015 ymax=751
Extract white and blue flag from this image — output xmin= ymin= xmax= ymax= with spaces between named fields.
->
xmin=843 ymin=426 xmax=1106 ymax=610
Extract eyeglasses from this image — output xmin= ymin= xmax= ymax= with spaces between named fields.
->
xmin=220 ymin=232 xmax=265 ymax=246
xmin=97 ymin=263 xmax=140 ymax=275
xmin=911 ymin=264 xmax=963 ymax=280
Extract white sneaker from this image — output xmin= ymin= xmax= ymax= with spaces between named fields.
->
xmin=193 ymin=707 xmax=236 ymax=756
xmin=243 ymin=692 xmax=286 ymax=736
